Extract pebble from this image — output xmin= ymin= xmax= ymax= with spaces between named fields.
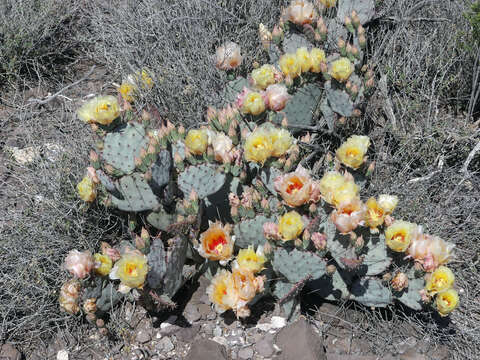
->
xmin=254 ymin=333 xmax=275 ymax=358
xmin=237 ymin=346 xmax=254 ymax=360
xmin=157 ymin=337 xmax=175 ymax=352
xmin=56 ymin=350 xmax=69 ymax=360
xmin=184 ymin=303 xmax=201 ymax=323
xmin=213 ymin=326 xmax=223 ymax=337
xmin=211 ymin=336 xmax=228 ymax=346
xmin=175 ymin=325 xmax=201 ymax=343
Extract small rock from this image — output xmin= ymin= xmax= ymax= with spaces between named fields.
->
xmin=57 ymin=349 xmax=69 ymax=360
xmin=185 ymin=339 xmax=228 ymax=360
xmin=271 ymin=316 xmax=287 ymax=329
xmin=0 ymin=344 xmax=22 ymax=360
xmin=184 ymin=303 xmax=201 ymax=323
xmin=159 ymin=324 xmax=182 ymax=337
xmin=5 ymin=146 xmax=40 ymax=165
xmin=157 ymin=337 xmax=175 ymax=352
xmin=175 ymin=325 xmax=201 ymax=343
xmin=213 ymin=325 xmax=223 ymax=337
xmin=237 ymin=346 xmax=254 ymax=360
xmin=255 ymin=333 xmax=275 ymax=358
xmin=135 ymin=319 xmax=152 ymax=343
xmin=276 ymin=317 xmax=326 ymax=360
xmin=212 ymin=336 xmax=228 ymax=346
xmin=198 ymin=303 xmax=213 ymax=319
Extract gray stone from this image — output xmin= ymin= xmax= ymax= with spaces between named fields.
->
xmin=276 ymin=317 xmax=326 ymax=360
xmin=184 ymin=303 xmax=201 ymax=323
xmin=0 ymin=344 xmax=21 ymax=360
xmin=326 ymin=356 xmax=396 ymax=360
xmin=175 ymin=325 xmax=201 ymax=343
xmin=254 ymin=333 xmax=275 ymax=358
xmin=185 ymin=339 xmax=228 ymax=360
xmin=213 ymin=326 xmax=223 ymax=337
xmin=157 ymin=337 xmax=175 ymax=352
xmin=238 ymin=346 xmax=254 ymax=360
xmin=198 ymin=303 xmax=214 ymax=319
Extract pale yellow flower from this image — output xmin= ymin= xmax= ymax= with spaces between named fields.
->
xmin=242 ymin=91 xmax=266 ymax=115
xmin=364 ymin=197 xmax=385 ymax=230
xmin=336 ymin=135 xmax=370 ymax=169
xmin=435 ymin=288 xmax=459 ymax=317
xmin=212 ymin=133 xmax=234 ymax=164
xmin=119 ymin=82 xmax=135 ymax=102
xmin=110 ymin=253 xmax=148 ymax=288
xmin=244 ymin=128 xmax=273 ymax=164
xmin=279 ymin=53 xmax=301 ymax=79
xmin=93 ymin=253 xmax=113 ymax=277
xmin=274 ymin=165 xmax=313 ymax=207
xmin=236 ymin=246 xmax=266 ymax=273
xmin=319 ymin=171 xmax=359 ymax=206
xmin=197 ymin=222 xmax=234 ymax=262
xmin=77 ymin=95 xmax=120 ymax=125
xmin=278 ymin=211 xmax=305 ymax=241
xmin=185 ymin=129 xmax=208 ymax=155
xmin=330 ymin=57 xmax=354 ymax=82
xmin=425 ymin=266 xmax=455 ymax=295
xmin=232 ymin=267 xmax=258 ymax=303
xmin=270 ymin=128 xmax=293 ymax=157
xmin=251 ymin=64 xmax=276 ymax=90
xmin=310 ymin=48 xmax=326 ymax=73
xmin=385 ymin=220 xmax=417 ymax=252
xmin=296 ymin=47 xmax=312 ymax=73
xmin=77 ymin=176 xmax=96 ymax=202
xmin=206 ymin=269 xmax=239 ymax=313
xmin=378 ymin=194 xmax=399 ymax=215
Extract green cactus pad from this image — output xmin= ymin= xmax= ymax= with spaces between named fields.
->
xmin=362 ymin=233 xmax=392 ymax=276
xmin=337 ymin=0 xmax=375 ymax=26
xmin=308 ymin=269 xmax=350 ymax=301
xmin=259 ymin=166 xmax=283 ymax=195
xmin=273 ymin=280 xmax=298 ymax=318
xmin=147 ymin=239 xmax=167 ymax=289
xmin=150 ymin=149 xmax=172 ymax=192
xmin=234 ymin=215 xmax=273 ymax=248
xmin=163 ymin=236 xmax=188 ymax=297
xmin=267 ymin=43 xmax=282 ymax=64
xmin=96 ymin=283 xmax=124 ymax=312
xmin=319 ymin=98 xmax=335 ymax=132
xmin=147 ymin=208 xmax=175 ymax=231
xmin=395 ymin=277 xmax=424 ymax=311
xmin=282 ymin=32 xmax=313 ymax=54
xmin=220 ymin=77 xmax=249 ymax=105
xmin=325 ymin=19 xmax=349 ymax=47
xmin=272 ymin=248 xmax=326 ymax=283
xmin=274 ymin=83 xmax=322 ymax=130
xmin=351 ymin=278 xmax=392 ymax=307
xmin=111 ymin=173 xmax=160 ymax=211
xmin=102 ymin=123 xmax=148 ymax=174
xmin=326 ymin=84 xmax=354 ymax=117
xmin=178 ymin=164 xmax=226 ymax=199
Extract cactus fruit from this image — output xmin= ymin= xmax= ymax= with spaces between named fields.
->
xmin=111 ymin=173 xmax=160 ymax=211
xmin=178 ymin=164 xmax=227 ymax=199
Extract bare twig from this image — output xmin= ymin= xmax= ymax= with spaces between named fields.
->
xmin=461 ymin=140 xmax=480 ymax=174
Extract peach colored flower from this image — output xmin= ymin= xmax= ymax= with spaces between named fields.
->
xmin=274 ymin=165 xmax=313 ymax=207
xmin=435 ymin=288 xmax=459 ymax=317
xmin=197 ymin=222 xmax=234 ymax=262
xmin=212 ymin=133 xmax=234 ymax=164
xmin=215 ymin=42 xmax=242 ymax=70
xmin=263 ymin=222 xmax=281 ymax=240
xmin=207 ymin=269 xmax=239 ymax=313
xmin=265 ymin=84 xmax=290 ymax=111
xmin=64 ymin=250 xmax=94 ymax=279
xmin=286 ymin=0 xmax=317 ymax=25
xmin=407 ymin=232 xmax=455 ymax=272
xmin=311 ymin=232 xmax=327 ymax=250
xmin=330 ymin=197 xmax=366 ymax=234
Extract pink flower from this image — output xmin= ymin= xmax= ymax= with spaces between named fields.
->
xmin=263 ymin=222 xmax=281 ymax=240
xmin=330 ymin=197 xmax=366 ymax=234
xmin=235 ymin=87 xmax=250 ymax=109
xmin=265 ymin=84 xmax=290 ymax=111
xmin=406 ymin=230 xmax=455 ymax=272
xmin=64 ymin=250 xmax=94 ymax=279
xmin=274 ymin=165 xmax=313 ymax=207
xmin=215 ymin=42 xmax=242 ymax=70
xmin=309 ymin=181 xmax=322 ymax=203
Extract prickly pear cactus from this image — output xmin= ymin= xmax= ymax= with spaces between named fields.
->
xmin=178 ymin=164 xmax=226 ymax=199
xmin=273 ymin=248 xmax=326 ymax=283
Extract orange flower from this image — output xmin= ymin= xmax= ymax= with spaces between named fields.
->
xmin=364 ymin=197 xmax=385 ymax=231
xmin=197 ymin=222 xmax=234 ymax=262
xmin=274 ymin=165 xmax=313 ymax=207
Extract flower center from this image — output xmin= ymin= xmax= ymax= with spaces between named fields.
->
xmin=286 ymin=176 xmax=304 ymax=194
xmin=393 ymin=231 xmax=406 ymax=243
xmin=346 ymin=148 xmax=359 ymax=157
xmin=125 ymin=263 xmax=138 ymax=276
xmin=207 ymin=230 xmax=227 ymax=253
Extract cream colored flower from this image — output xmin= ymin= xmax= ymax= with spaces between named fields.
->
xmin=336 ymin=135 xmax=370 ymax=169
xmin=197 ymin=222 xmax=234 ymax=262
xmin=64 ymin=250 xmax=94 ymax=279
xmin=93 ymin=253 xmax=113 ymax=277
xmin=425 ymin=266 xmax=455 ymax=295
xmin=286 ymin=0 xmax=317 ymax=25
xmin=378 ymin=194 xmax=399 ymax=215
xmin=77 ymin=95 xmax=120 ymax=125
xmin=236 ymin=246 xmax=266 ymax=273
xmin=265 ymin=84 xmax=290 ymax=111
xmin=385 ymin=220 xmax=417 ymax=252
xmin=319 ymin=171 xmax=359 ymax=206
xmin=251 ymin=64 xmax=276 ymax=90
xmin=77 ymin=176 xmax=96 ymax=202
xmin=185 ymin=129 xmax=208 ymax=155
xmin=215 ymin=42 xmax=243 ymax=70
xmin=232 ymin=267 xmax=258 ymax=303
xmin=241 ymin=91 xmax=266 ymax=115
xmin=279 ymin=53 xmax=301 ymax=79
xmin=330 ymin=197 xmax=366 ymax=234
xmin=207 ymin=269 xmax=239 ymax=313
xmin=278 ymin=211 xmax=305 ymax=241
xmin=274 ymin=165 xmax=313 ymax=207
xmin=310 ymin=48 xmax=326 ymax=73
xmin=110 ymin=253 xmax=148 ymax=289
xmin=244 ymin=127 xmax=273 ymax=164
xmin=435 ymin=288 xmax=459 ymax=317
xmin=270 ymin=127 xmax=293 ymax=157
xmin=212 ymin=133 xmax=234 ymax=164
xmin=330 ymin=57 xmax=354 ymax=82
xmin=296 ymin=47 xmax=312 ymax=73
xmin=407 ymin=232 xmax=455 ymax=271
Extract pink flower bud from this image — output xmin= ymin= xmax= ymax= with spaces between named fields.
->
xmin=263 ymin=222 xmax=280 ymax=240
xmin=87 ymin=167 xmax=99 ymax=184
xmin=311 ymin=232 xmax=327 ymax=250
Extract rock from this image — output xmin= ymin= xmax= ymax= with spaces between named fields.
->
xmin=326 ymin=356 xmax=396 ymax=360
xmin=57 ymin=349 xmax=69 ymax=360
xmin=276 ymin=317 xmax=326 ymax=360
xmin=135 ymin=319 xmax=153 ymax=343
xmin=157 ymin=337 xmax=175 ymax=352
xmin=238 ymin=346 xmax=254 ymax=360
xmin=198 ymin=303 xmax=214 ymax=319
xmin=159 ymin=323 xmax=182 ymax=336
xmin=184 ymin=303 xmax=201 ymax=323
xmin=255 ymin=333 xmax=275 ymax=358
xmin=0 ymin=344 xmax=22 ymax=360
xmin=5 ymin=145 xmax=40 ymax=165
xmin=175 ymin=324 xmax=201 ymax=343
xmin=256 ymin=316 xmax=287 ymax=332
xmin=213 ymin=325 xmax=223 ymax=337
xmin=185 ymin=339 xmax=228 ymax=360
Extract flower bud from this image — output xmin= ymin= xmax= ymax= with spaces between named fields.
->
xmin=352 ymin=12 xmax=361 ymax=28
xmin=352 ymin=108 xmax=362 ymax=118
xmin=358 ymin=35 xmax=366 ymax=49
xmin=240 ymin=170 xmax=247 ymax=182
xmin=231 ymin=205 xmax=239 ymax=218
xmin=344 ymin=16 xmax=354 ymax=34
xmin=391 ymin=272 xmax=409 ymax=292
xmin=357 ymin=24 xmax=365 ymax=36
xmin=281 ymin=117 xmax=289 ymax=128
xmin=206 ymin=106 xmax=217 ymax=123
xmin=89 ymin=150 xmax=99 ymax=163
xmin=308 ymin=203 xmax=317 ymax=214
xmin=99 ymin=327 xmax=108 ymax=337
xmin=272 ymin=25 xmax=284 ymax=44
xmin=326 ymin=264 xmax=337 ymax=275
xmin=366 ymin=161 xmax=375 ymax=176
xmin=382 ymin=272 xmax=392 ymax=282
xmin=355 ymin=235 xmax=364 ymax=249
xmin=302 ymin=229 xmax=311 ymax=242
xmin=83 ymin=298 xmax=97 ymax=313
xmin=134 ymin=157 xmax=142 ymax=167
xmin=263 ymin=241 xmax=272 ymax=255
xmin=294 ymin=238 xmax=303 ymax=247
xmin=337 ymin=38 xmax=346 ymax=56
xmin=178 ymin=125 xmax=185 ymax=136
xmin=96 ymin=319 xmax=105 ymax=328
xmin=86 ymin=313 xmax=97 ymax=323
xmin=365 ymin=77 xmax=374 ymax=89
xmin=261 ymin=198 xmax=270 ymax=210
xmin=312 ymin=232 xmax=327 ymax=251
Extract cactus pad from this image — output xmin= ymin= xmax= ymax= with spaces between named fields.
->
xmin=96 ymin=283 xmax=123 ymax=312
xmin=272 ymin=248 xmax=326 ymax=283
xmin=234 ymin=215 xmax=273 ymax=248
xmin=102 ymin=123 xmax=148 ymax=174
xmin=147 ymin=208 xmax=175 ymax=231
xmin=282 ymin=32 xmax=313 ymax=54
xmin=362 ymin=233 xmax=391 ymax=276
xmin=220 ymin=77 xmax=249 ymax=105
xmin=326 ymin=84 xmax=354 ymax=117
xmin=164 ymin=236 xmax=188 ymax=297
xmin=111 ymin=173 xmax=160 ymax=211
xmin=319 ymin=98 xmax=335 ymax=131
xmin=351 ymin=278 xmax=392 ymax=307
xmin=150 ymin=149 xmax=172 ymax=192
xmin=337 ymin=0 xmax=376 ymax=25
xmin=395 ymin=277 xmax=424 ymax=311
xmin=178 ymin=164 xmax=226 ymax=199
xmin=308 ymin=269 xmax=350 ymax=301
xmin=147 ymin=239 xmax=167 ymax=289
xmin=259 ymin=167 xmax=283 ymax=195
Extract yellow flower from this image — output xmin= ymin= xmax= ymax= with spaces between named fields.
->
xmin=137 ymin=69 xmax=154 ymax=89
xmin=296 ymin=47 xmax=312 ymax=73
xmin=206 ymin=269 xmax=239 ymax=313
xmin=425 ymin=266 xmax=455 ymax=295
xmin=319 ymin=0 xmax=337 ymax=8
xmin=185 ymin=129 xmax=208 ymax=155
xmin=236 ymin=246 xmax=266 ymax=273
xmin=110 ymin=253 xmax=148 ymax=288
xmin=93 ymin=253 xmax=113 ymax=276
xmin=330 ymin=57 xmax=354 ymax=82
xmin=251 ymin=64 xmax=276 ymax=90
xmin=319 ymin=171 xmax=359 ymax=206
xmin=197 ymin=222 xmax=234 ymax=262
xmin=435 ymin=288 xmax=459 ymax=317
xmin=244 ymin=128 xmax=273 ymax=164
xmin=336 ymin=135 xmax=370 ymax=169
xmin=242 ymin=92 xmax=266 ymax=115
xmin=365 ymin=197 xmax=385 ymax=230
xmin=310 ymin=48 xmax=326 ymax=73
xmin=77 ymin=95 xmax=120 ymax=125
xmin=278 ymin=211 xmax=305 ymax=241
xmin=119 ymin=82 xmax=135 ymax=102
xmin=385 ymin=220 xmax=417 ymax=252
xmin=270 ymin=128 xmax=293 ymax=157
xmin=378 ymin=194 xmax=399 ymax=215
xmin=77 ymin=176 xmax=96 ymax=202
xmin=279 ymin=53 xmax=301 ymax=79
